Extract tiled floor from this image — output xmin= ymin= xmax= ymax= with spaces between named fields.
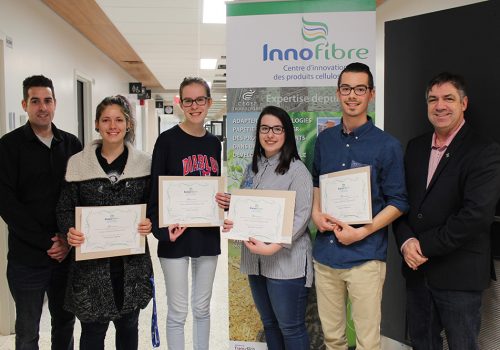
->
xmin=0 ymin=236 xmax=229 ymax=349
xmin=0 ymin=235 xmax=412 ymax=350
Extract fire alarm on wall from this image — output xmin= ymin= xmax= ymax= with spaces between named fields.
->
xmin=164 ymin=105 xmax=174 ymax=114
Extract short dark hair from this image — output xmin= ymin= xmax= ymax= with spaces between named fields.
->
xmin=338 ymin=62 xmax=374 ymax=89
xmin=23 ymin=75 xmax=55 ymax=101
xmin=252 ymin=105 xmax=300 ymax=175
xmin=95 ymin=95 xmax=136 ymax=144
xmin=426 ymin=72 xmax=467 ymax=100
xmin=179 ymin=77 xmax=211 ymax=100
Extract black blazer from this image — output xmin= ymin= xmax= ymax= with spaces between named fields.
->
xmin=394 ymin=123 xmax=500 ymax=291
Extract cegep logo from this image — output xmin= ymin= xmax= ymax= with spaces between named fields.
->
xmin=263 ymin=17 xmax=368 ymax=62
xmin=242 ymin=89 xmax=256 ymax=101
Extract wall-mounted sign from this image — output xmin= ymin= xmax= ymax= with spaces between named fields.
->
xmin=138 ymin=89 xmax=151 ymax=100
xmin=155 ymin=100 xmax=164 ymax=109
xmin=6 ymin=36 xmax=13 ymax=48
xmin=129 ymin=82 xmax=142 ymax=94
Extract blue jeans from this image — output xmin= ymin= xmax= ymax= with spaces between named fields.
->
xmin=79 ymin=309 xmax=139 ymax=350
xmin=406 ymin=282 xmax=482 ymax=350
xmin=248 ymin=275 xmax=309 ymax=350
xmin=7 ymin=261 xmax=75 ymax=350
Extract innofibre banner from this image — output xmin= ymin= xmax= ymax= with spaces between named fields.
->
xmin=226 ymin=1 xmax=375 ymax=349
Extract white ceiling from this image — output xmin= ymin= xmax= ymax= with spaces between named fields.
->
xmin=95 ymin=0 xmax=228 ymax=118
xmin=45 ymin=0 xmax=387 ymax=119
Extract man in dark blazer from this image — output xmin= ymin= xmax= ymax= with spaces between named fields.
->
xmin=394 ymin=72 xmax=500 ymax=350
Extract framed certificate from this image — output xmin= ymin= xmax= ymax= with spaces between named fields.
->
xmin=224 ymin=189 xmax=296 ymax=244
xmin=320 ymin=166 xmax=372 ymax=224
xmin=75 ymin=204 xmax=146 ymax=261
xmin=159 ymin=176 xmax=224 ymax=227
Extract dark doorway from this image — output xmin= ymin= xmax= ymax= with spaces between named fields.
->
xmin=383 ymin=0 xmax=500 ymax=345
xmin=76 ymin=80 xmax=85 ymax=146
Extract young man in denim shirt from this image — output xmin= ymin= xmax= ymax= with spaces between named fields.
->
xmin=312 ymin=63 xmax=408 ymax=350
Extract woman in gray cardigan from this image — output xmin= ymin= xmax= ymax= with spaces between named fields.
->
xmin=221 ymin=106 xmax=313 ymax=350
xmin=57 ymin=95 xmax=153 ymax=350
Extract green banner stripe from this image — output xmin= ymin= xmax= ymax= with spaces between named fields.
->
xmin=227 ymin=0 xmax=375 ymax=17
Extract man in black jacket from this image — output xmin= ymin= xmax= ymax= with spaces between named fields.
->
xmin=0 ymin=75 xmax=82 ymax=349
xmin=394 ymin=72 xmax=500 ymax=350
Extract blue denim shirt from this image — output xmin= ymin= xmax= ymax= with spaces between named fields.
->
xmin=312 ymin=118 xmax=408 ymax=268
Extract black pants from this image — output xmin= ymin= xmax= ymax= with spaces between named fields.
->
xmin=7 ymin=260 xmax=75 ymax=350
xmin=79 ymin=309 xmax=140 ymax=350
xmin=406 ymin=281 xmax=482 ymax=350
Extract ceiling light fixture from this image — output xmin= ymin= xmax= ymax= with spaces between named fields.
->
xmin=203 ymin=0 xmax=233 ymax=24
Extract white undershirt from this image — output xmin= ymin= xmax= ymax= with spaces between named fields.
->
xmin=36 ymin=135 xmax=53 ymax=148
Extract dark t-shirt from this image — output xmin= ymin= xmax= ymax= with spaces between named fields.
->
xmin=148 ymin=125 xmax=222 ymax=258
xmin=96 ymin=146 xmax=128 ymax=184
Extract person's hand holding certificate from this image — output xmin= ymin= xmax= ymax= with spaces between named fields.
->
xmin=320 ymin=166 xmax=372 ymax=224
xmin=74 ymin=204 xmax=147 ymax=261
xmin=223 ymin=189 xmax=295 ymax=244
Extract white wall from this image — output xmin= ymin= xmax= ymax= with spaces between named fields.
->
xmin=0 ymin=0 xmax=141 ymax=335
xmin=0 ymin=0 xmax=134 ymax=136
xmin=375 ymin=0 xmax=486 ymax=129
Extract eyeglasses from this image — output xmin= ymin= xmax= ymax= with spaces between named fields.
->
xmin=181 ymin=96 xmax=209 ymax=107
xmin=338 ymin=85 xmax=371 ymax=96
xmin=259 ymin=125 xmax=284 ymax=135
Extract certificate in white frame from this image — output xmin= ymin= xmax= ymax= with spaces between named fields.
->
xmin=75 ymin=204 xmax=146 ymax=261
xmin=320 ymin=166 xmax=372 ymax=225
xmin=159 ymin=176 xmax=224 ymax=227
xmin=224 ymin=189 xmax=296 ymax=244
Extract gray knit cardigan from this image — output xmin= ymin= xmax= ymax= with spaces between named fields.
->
xmin=56 ymin=140 xmax=153 ymax=323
